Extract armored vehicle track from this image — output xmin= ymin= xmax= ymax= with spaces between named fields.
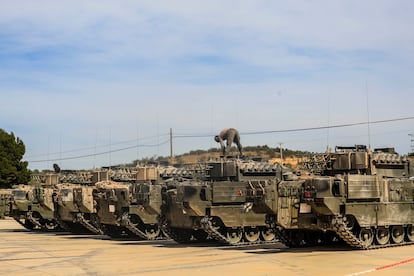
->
xmin=332 ymin=215 xmax=414 ymax=250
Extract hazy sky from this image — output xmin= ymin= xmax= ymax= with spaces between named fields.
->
xmin=1 ymin=1 xmax=413 ymax=170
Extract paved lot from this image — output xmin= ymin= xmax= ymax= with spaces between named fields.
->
xmin=0 ymin=218 xmax=413 ymax=276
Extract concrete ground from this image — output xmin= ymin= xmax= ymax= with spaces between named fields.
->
xmin=0 ymin=218 xmax=413 ymax=276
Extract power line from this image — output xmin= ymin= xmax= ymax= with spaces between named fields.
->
xmin=28 ymin=140 xmax=170 ymax=163
xmin=241 ymin=116 xmax=414 ymax=135
xmin=173 ymin=116 xmax=414 ymax=138
xmin=25 ymin=133 xmax=170 ymax=159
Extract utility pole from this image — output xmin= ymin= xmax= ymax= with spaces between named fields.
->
xmin=170 ymin=128 xmax=173 ymax=163
xmin=409 ymin=134 xmax=414 ymax=153
xmin=278 ymin=142 xmax=283 ymax=159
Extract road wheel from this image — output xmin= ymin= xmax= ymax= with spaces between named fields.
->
xmin=244 ymin=227 xmax=260 ymax=243
xmin=260 ymin=227 xmax=275 ymax=241
xmin=43 ymin=220 xmax=59 ymax=231
xmin=344 ymin=215 xmax=356 ymax=231
xmin=359 ymin=228 xmax=374 ymax=248
xmin=375 ymin=227 xmax=390 ymax=245
xmin=226 ymin=228 xmax=242 ymax=244
xmin=406 ymin=225 xmax=414 ymax=242
xmin=391 ymin=225 xmax=404 ymax=244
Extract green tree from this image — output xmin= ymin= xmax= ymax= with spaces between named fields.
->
xmin=0 ymin=129 xmax=30 ymax=188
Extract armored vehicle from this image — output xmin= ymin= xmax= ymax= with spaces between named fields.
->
xmin=0 ymin=189 xmax=12 ymax=219
xmin=95 ymin=166 xmax=175 ymax=240
xmin=94 ymin=180 xmax=134 ymax=238
xmin=117 ymin=167 xmax=168 ymax=240
xmin=267 ymin=146 xmax=414 ymax=249
xmin=163 ymin=158 xmax=285 ymax=245
xmin=53 ymin=171 xmax=114 ymax=234
xmin=54 ymin=183 xmax=103 ymax=234
xmin=10 ymin=184 xmax=60 ymax=231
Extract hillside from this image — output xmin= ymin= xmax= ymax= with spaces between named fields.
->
xmin=130 ymin=145 xmax=315 ymax=169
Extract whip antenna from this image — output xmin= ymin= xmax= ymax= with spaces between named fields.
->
xmin=366 ymin=81 xmax=371 ymax=150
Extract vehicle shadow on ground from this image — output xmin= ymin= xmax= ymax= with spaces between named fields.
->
xmin=99 ymin=235 xmax=354 ymax=253
xmin=154 ymin=239 xmax=353 ymax=253
xmin=1 ymin=226 xmax=355 ymax=253
xmin=55 ymin=233 xmax=174 ymax=246
xmin=0 ymin=228 xmax=30 ymax=233
xmin=244 ymin=244 xmax=353 ymax=254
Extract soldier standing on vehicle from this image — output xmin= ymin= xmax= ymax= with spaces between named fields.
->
xmin=214 ymin=128 xmax=243 ymax=156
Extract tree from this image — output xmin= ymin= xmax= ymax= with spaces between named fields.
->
xmin=0 ymin=129 xmax=30 ymax=188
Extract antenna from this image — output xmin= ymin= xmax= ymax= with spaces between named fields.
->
xmin=156 ymin=113 xmax=159 ymax=158
xmin=170 ymin=128 xmax=173 ymax=163
xmin=136 ymin=126 xmax=139 ymax=164
xmin=210 ymin=104 xmax=214 ymax=149
xmin=278 ymin=142 xmax=284 ymax=159
xmin=326 ymin=90 xmax=330 ymax=151
xmin=409 ymin=133 xmax=414 ymax=153
xmin=59 ymin=131 xmax=62 ymax=169
xmin=365 ymin=80 xmax=371 ymax=150
xmin=109 ymin=127 xmax=112 ymax=168
xmin=93 ymin=128 xmax=97 ymax=169
xmin=47 ymin=135 xmax=50 ymax=170
xmin=235 ymin=98 xmax=239 ymax=129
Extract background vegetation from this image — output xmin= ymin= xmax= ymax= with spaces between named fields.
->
xmin=0 ymin=129 xmax=30 ymax=188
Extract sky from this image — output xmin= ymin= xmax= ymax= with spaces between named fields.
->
xmin=0 ymin=0 xmax=413 ymax=170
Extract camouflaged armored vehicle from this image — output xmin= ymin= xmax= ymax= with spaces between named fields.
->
xmin=10 ymin=183 xmax=60 ymax=231
xmin=95 ymin=166 xmax=186 ymax=240
xmin=115 ymin=166 xmax=168 ymax=240
xmin=94 ymin=180 xmax=134 ymax=238
xmin=0 ymin=189 xmax=12 ymax=219
xmin=163 ymin=158 xmax=286 ymax=245
xmin=266 ymin=146 xmax=414 ymax=249
xmin=54 ymin=183 xmax=103 ymax=234
xmin=53 ymin=171 xmax=116 ymax=234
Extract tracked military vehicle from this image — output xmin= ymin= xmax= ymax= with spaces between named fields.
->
xmin=95 ymin=180 xmax=165 ymax=240
xmin=0 ymin=189 xmax=12 ymax=219
xmin=10 ymin=183 xmax=61 ymax=231
xmin=54 ymin=183 xmax=103 ymax=234
xmin=94 ymin=180 xmax=136 ymax=238
xmin=163 ymin=158 xmax=285 ymax=245
xmin=116 ymin=167 xmax=168 ymax=240
xmin=266 ymin=146 xmax=414 ymax=249
xmin=53 ymin=171 xmax=110 ymax=234
xmin=95 ymin=166 xmax=190 ymax=240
